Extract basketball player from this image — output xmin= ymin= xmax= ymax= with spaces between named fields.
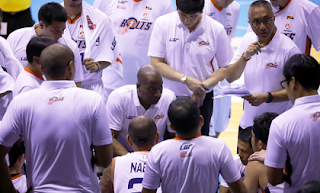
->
xmin=99 ymin=116 xmax=160 ymax=193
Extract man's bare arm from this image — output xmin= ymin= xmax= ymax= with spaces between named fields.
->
xmin=93 ymin=144 xmax=113 ymax=168
xmin=242 ymin=89 xmax=289 ymax=107
xmin=75 ymin=82 xmax=82 ymax=88
xmin=266 ymin=167 xmax=285 ymax=186
xmin=243 ymin=161 xmax=263 ymax=193
xmin=219 ymin=185 xmax=231 ymax=193
xmin=0 ymin=145 xmax=16 ymax=193
xmin=112 ymin=130 xmax=129 ymax=156
xmin=202 ymin=67 xmax=228 ymax=89
xmin=141 ymin=188 xmax=157 ymax=193
xmin=227 ymin=179 xmax=248 ymax=193
xmin=99 ymin=158 xmax=116 ymax=193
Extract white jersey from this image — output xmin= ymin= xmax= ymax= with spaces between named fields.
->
xmin=230 ymin=30 xmax=300 ymax=129
xmin=272 ymin=0 xmax=320 ymax=54
xmin=0 ymin=36 xmax=22 ymax=80
xmin=203 ymin=0 xmax=240 ymax=40
xmin=0 ymin=66 xmax=14 ymax=120
xmin=12 ymin=174 xmax=28 ymax=193
xmin=148 ymin=12 xmax=233 ymax=96
xmin=265 ymin=95 xmax=320 ymax=193
xmin=114 ymin=151 xmax=161 ymax=193
xmin=13 ymin=67 xmax=43 ymax=97
xmin=0 ymin=81 xmax=112 ymax=192
xmin=220 ymin=154 xmax=246 ymax=188
xmin=106 ymin=85 xmax=176 ymax=152
xmin=7 ymin=25 xmax=84 ymax=83
xmin=142 ymin=136 xmax=241 ymax=193
xmin=94 ymin=0 xmax=174 ymax=85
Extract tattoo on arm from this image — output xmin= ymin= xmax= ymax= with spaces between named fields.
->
xmin=99 ymin=166 xmax=114 ymax=193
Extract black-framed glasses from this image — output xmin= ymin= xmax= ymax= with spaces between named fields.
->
xmin=280 ymin=79 xmax=288 ymax=89
xmin=249 ymin=16 xmax=274 ymax=27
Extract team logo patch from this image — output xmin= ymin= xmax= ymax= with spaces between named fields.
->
xmin=310 ymin=112 xmax=320 ymax=121
xmin=285 ymin=23 xmax=291 ymax=30
xmin=86 ymin=15 xmax=96 ymax=31
xmin=120 ymin=17 xmax=152 ymax=30
xmin=198 ymin=40 xmax=210 ymax=47
xmin=145 ymin=6 xmax=152 ymax=10
xmin=227 ymin=12 xmax=231 ymax=16
xmin=287 ymin=16 xmax=294 ymax=20
xmin=143 ymin=13 xmax=148 ymax=19
xmin=96 ymin=36 xmax=100 ymax=46
xmin=118 ymin=0 xmax=127 ymax=4
xmin=265 ymin=62 xmax=278 ymax=69
xmin=153 ymin=113 xmax=164 ymax=122
xmin=225 ymin=27 xmax=232 ymax=36
xmin=126 ymin=115 xmax=136 ymax=119
xmin=179 ymin=143 xmax=193 ymax=158
xmin=169 ymin=37 xmax=179 ymax=42
xmin=48 ymin=96 xmax=64 ymax=105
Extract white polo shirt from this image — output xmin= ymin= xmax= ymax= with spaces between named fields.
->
xmin=230 ymin=30 xmax=300 ymax=129
xmin=272 ymin=0 xmax=320 ymax=54
xmin=106 ymin=85 xmax=176 ymax=152
xmin=0 ymin=81 xmax=112 ymax=192
xmin=13 ymin=67 xmax=43 ymax=97
xmin=7 ymin=25 xmax=84 ymax=83
xmin=265 ymin=95 xmax=320 ymax=193
xmin=114 ymin=151 xmax=161 ymax=193
xmin=148 ymin=12 xmax=234 ymax=96
xmin=0 ymin=36 xmax=23 ymax=80
xmin=220 ymin=154 xmax=246 ymax=188
xmin=142 ymin=136 xmax=241 ymax=192
xmin=95 ymin=0 xmax=174 ymax=85
xmin=203 ymin=0 xmax=240 ymax=40
xmin=0 ymin=66 xmax=14 ymax=120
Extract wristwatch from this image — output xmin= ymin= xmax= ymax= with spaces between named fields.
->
xmin=181 ymin=75 xmax=187 ymax=84
xmin=266 ymin=92 xmax=273 ymax=103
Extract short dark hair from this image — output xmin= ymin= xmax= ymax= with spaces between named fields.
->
xmin=176 ymin=0 xmax=204 ymax=14
xmin=249 ymin=0 xmax=274 ymax=18
xmin=252 ymin=112 xmax=278 ymax=144
xmin=8 ymin=139 xmax=25 ymax=167
xmin=38 ymin=2 xmax=68 ymax=26
xmin=298 ymin=181 xmax=320 ymax=193
xmin=128 ymin=116 xmax=157 ymax=147
xmin=238 ymin=127 xmax=253 ymax=148
xmin=168 ymin=97 xmax=200 ymax=136
xmin=26 ymin=35 xmax=57 ymax=63
xmin=283 ymin=54 xmax=320 ymax=90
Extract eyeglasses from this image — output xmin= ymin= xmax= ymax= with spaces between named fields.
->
xmin=249 ymin=16 xmax=274 ymax=27
xmin=280 ymin=79 xmax=288 ymax=89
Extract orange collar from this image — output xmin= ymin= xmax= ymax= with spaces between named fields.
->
xmin=211 ymin=0 xmax=223 ymax=12
xmin=134 ymin=0 xmax=142 ymax=2
xmin=24 ymin=67 xmax=44 ymax=81
xmin=11 ymin=173 xmax=22 ymax=180
xmin=67 ymin=14 xmax=81 ymax=24
xmin=174 ymin=134 xmax=201 ymax=140
xmin=275 ymin=0 xmax=292 ymax=14
xmin=137 ymin=150 xmax=150 ymax=153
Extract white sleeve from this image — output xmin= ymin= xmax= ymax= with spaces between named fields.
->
xmin=148 ymin=18 xmax=166 ymax=58
xmin=220 ymin=177 xmax=229 ymax=188
xmin=219 ymin=143 xmax=241 ymax=183
xmin=265 ymin=121 xmax=287 ymax=169
xmin=92 ymin=95 xmax=113 ymax=146
xmin=0 ymin=98 xmax=23 ymax=148
xmin=93 ymin=0 xmax=117 ymax=17
xmin=215 ymin=28 xmax=234 ymax=68
xmin=71 ymin=44 xmax=84 ymax=83
xmin=142 ymin=148 xmax=161 ymax=190
xmin=306 ymin=6 xmax=320 ymax=51
xmin=106 ymin=90 xmax=124 ymax=132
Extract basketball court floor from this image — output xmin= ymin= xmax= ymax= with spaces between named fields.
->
xmin=30 ymin=0 xmax=320 ymax=155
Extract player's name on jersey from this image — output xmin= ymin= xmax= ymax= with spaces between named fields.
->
xmin=130 ymin=161 xmax=147 ymax=173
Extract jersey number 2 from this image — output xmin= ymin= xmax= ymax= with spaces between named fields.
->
xmin=128 ymin=178 xmax=143 ymax=193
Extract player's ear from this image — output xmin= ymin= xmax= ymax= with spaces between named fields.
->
xmin=39 ymin=20 xmax=45 ymax=29
xmin=136 ymin=82 xmax=141 ymax=89
xmin=199 ymin=115 xmax=204 ymax=127
xmin=155 ymin=132 xmax=160 ymax=143
xmin=169 ymin=123 xmax=175 ymax=131
xmin=127 ymin=135 xmax=133 ymax=146
xmin=33 ymin=56 xmax=40 ymax=65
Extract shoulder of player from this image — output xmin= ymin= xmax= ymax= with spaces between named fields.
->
xmin=246 ymin=160 xmax=266 ymax=176
xmin=204 ymin=15 xmax=225 ymax=32
xmin=155 ymin=12 xmax=177 ymax=25
xmin=294 ymin=0 xmax=319 ymax=12
xmin=277 ymin=33 xmax=300 ymax=52
xmin=110 ymin=85 xmax=135 ymax=98
xmin=7 ymin=27 xmax=34 ymax=46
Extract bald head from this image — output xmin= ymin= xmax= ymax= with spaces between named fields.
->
xmin=128 ymin=116 xmax=157 ymax=147
xmin=40 ymin=43 xmax=74 ymax=80
xmin=137 ymin=65 xmax=161 ymax=84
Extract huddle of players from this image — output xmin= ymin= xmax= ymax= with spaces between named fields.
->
xmin=0 ymin=0 xmax=320 ymax=192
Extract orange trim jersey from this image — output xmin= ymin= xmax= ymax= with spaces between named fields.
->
xmin=271 ymin=0 xmax=320 ymax=53
xmin=11 ymin=174 xmax=28 ymax=193
xmin=13 ymin=67 xmax=43 ymax=97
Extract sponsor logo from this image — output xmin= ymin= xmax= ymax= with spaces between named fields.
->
xmin=118 ymin=0 xmax=127 ymax=4
xmin=287 ymin=16 xmax=294 ymax=20
xmin=179 ymin=143 xmax=193 ymax=158
xmin=126 ymin=115 xmax=136 ymax=119
xmin=285 ymin=23 xmax=291 ymax=30
xmin=143 ymin=13 xmax=148 ymax=19
xmin=117 ymin=5 xmax=126 ymax=9
xmin=265 ymin=62 xmax=278 ymax=69
xmin=198 ymin=40 xmax=210 ymax=47
xmin=120 ymin=17 xmax=152 ymax=30
xmin=227 ymin=12 xmax=231 ymax=16
xmin=208 ymin=12 xmax=215 ymax=16
xmin=169 ymin=37 xmax=179 ymax=42
xmin=75 ymin=40 xmax=86 ymax=49
xmin=154 ymin=113 xmax=164 ymax=122
xmin=48 ymin=96 xmax=64 ymax=105
xmin=86 ymin=15 xmax=96 ymax=31
xmin=310 ymin=112 xmax=320 ymax=121
xmin=282 ymin=32 xmax=296 ymax=40
xmin=145 ymin=6 xmax=152 ymax=10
